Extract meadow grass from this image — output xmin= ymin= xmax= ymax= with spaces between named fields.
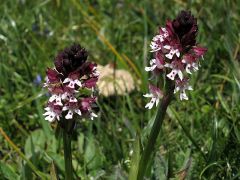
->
xmin=0 ymin=0 xmax=240 ymax=179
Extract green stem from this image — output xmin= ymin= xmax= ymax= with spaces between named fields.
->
xmin=137 ymin=81 xmax=174 ymax=180
xmin=63 ymin=130 xmax=73 ymax=180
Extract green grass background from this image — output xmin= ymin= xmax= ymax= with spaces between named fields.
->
xmin=0 ymin=0 xmax=239 ymax=179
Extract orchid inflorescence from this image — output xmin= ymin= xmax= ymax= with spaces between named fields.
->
xmin=144 ymin=11 xmax=207 ymax=109
xmin=43 ymin=44 xmax=99 ymax=122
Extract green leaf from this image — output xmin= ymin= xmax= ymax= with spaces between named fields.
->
xmin=84 ymin=135 xmax=105 ymax=170
xmin=47 ymin=152 xmax=65 ymax=172
xmin=47 ymin=136 xmax=58 ymax=153
xmin=128 ymin=136 xmax=141 ymax=180
xmin=24 ymin=129 xmax=46 ymax=158
xmin=217 ymin=92 xmax=231 ymax=114
xmin=0 ymin=162 xmax=18 ymax=180
xmin=50 ymin=161 xmax=59 ymax=180
xmin=78 ymin=133 xmax=85 ymax=154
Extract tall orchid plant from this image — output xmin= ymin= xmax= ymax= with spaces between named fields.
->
xmin=138 ymin=11 xmax=207 ymax=179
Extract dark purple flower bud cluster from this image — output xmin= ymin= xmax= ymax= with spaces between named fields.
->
xmin=54 ymin=44 xmax=88 ymax=77
xmin=144 ymin=11 xmax=207 ymax=107
xmin=43 ymin=44 xmax=99 ymax=122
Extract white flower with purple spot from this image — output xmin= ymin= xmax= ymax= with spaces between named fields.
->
xmin=43 ymin=104 xmax=62 ymax=122
xmin=145 ymin=59 xmax=157 ymax=72
xmin=150 ymin=28 xmax=169 ymax=52
xmin=160 ymin=27 xmax=169 ymax=38
xmin=182 ymin=54 xmax=199 ymax=74
xmin=63 ymin=78 xmax=82 ymax=89
xmin=62 ymin=105 xmax=82 ymax=119
xmin=145 ymin=53 xmax=165 ymax=72
xmin=92 ymin=66 xmax=100 ymax=77
xmin=165 ymin=60 xmax=184 ymax=80
xmin=174 ymin=78 xmax=193 ymax=100
xmin=49 ymin=94 xmax=63 ymax=106
xmin=143 ymin=84 xmax=163 ymax=109
xmin=164 ymin=45 xmax=180 ymax=59
xmin=150 ymin=41 xmax=161 ymax=52
xmin=69 ymin=95 xmax=78 ymax=103
xmin=182 ymin=61 xmax=198 ymax=74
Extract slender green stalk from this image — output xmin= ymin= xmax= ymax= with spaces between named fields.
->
xmin=137 ymin=81 xmax=174 ymax=180
xmin=63 ymin=130 xmax=73 ymax=180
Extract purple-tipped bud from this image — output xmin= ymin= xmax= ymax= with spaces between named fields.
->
xmin=172 ymin=10 xmax=198 ymax=48
xmin=54 ymin=44 xmax=88 ymax=77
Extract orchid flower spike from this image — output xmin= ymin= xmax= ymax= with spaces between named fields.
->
xmin=144 ymin=10 xmax=207 ymax=107
xmin=43 ymin=44 xmax=99 ymax=122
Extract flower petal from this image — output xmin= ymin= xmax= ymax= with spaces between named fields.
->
xmin=143 ymin=93 xmax=153 ymax=98
xmin=49 ymin=94 xmax=57 ymax=102
xmin=180 ymin=90 xmax=188 ymax=100
xmin=90 ymin=112 xmax=98 ymax=120
xmin=177 ymin=70 xmax=183 ymax=80
xmin=145 ymin=98 xmax=156 ymax=109
xmin=65 ymin=110 xmax=73 ymax=119
xmin=167 ymin=69 xmax=178 ymax=80
xmin=63 ymin=78 xmax=71 ymax=83
xmin=186 ymin=64 xmax=192 ymax=74
xmin=74 ymin=79 xmax=82 ymax=87
xmin=74 ymin=109 xmax=82 ymax=116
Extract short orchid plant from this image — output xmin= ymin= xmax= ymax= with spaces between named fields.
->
xmin=137 ymin=10 xmax=207 ymax=179
xmin=43 ymin=44 xmax=99 ymax=179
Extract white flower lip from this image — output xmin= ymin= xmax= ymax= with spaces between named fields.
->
xmin=43 ymin=107 xmax=61 ymax=122
xmin=63 ymin=78 xmax=82 ymax=89
xmin=143 ymin=85 xmax=163 ymax=109
xmin=174 ymin=79 xmax=193 ymax=100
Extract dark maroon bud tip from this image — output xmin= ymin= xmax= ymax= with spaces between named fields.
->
xmin=54 ymin=43 xmax=89 ymax=77
xmin=172 ymin=10 xmax=198 ymax=48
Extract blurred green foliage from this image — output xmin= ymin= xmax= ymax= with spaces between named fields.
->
xmin=0 ymin=0 xmax=239 ymax=179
